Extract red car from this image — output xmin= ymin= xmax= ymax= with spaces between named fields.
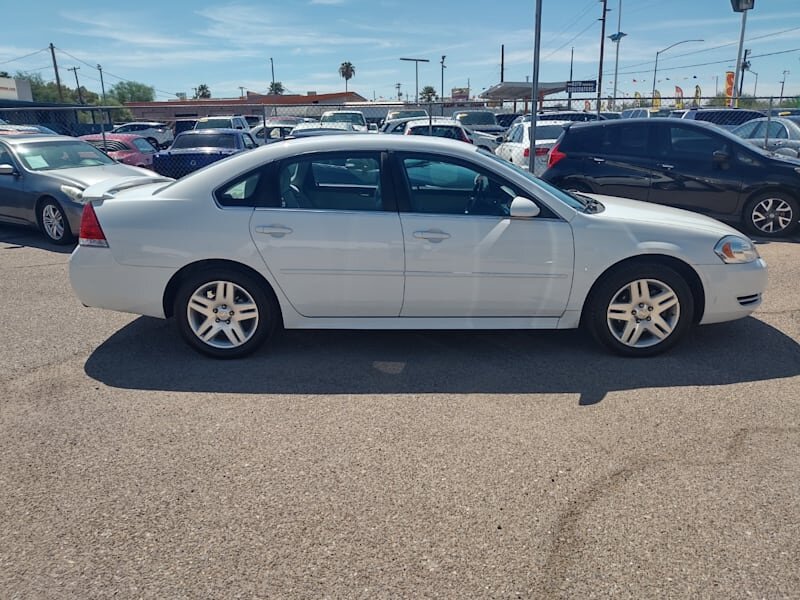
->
xmin=79 ymin=134 xmax=158 ymax=169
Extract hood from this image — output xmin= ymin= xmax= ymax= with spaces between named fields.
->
xmin=586 ymin=193 xmax=742 ymax=236
xmin=45 ymin=163 xmax=153 ymax=188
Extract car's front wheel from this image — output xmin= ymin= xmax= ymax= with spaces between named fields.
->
xmin=585 ymin=263 xmax=694 ymax=357
xmin=38 ymin=198 xmax=74 ymax=245
xmin=174 ymin=269 xmax=277 ymax=358
xmin=744 ymin=191 xmax=799 ymax=238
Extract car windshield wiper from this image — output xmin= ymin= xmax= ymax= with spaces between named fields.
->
xmin=570 ymin=191 xmax=603 ymax=213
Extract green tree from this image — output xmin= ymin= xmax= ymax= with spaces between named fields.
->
xmin=420 ymin=85 xmax=437 ymax=102
xmin=338 ymin=61 xmax=355 ymax=93
xmin=707 ymin=92 xmax=762 ymax=109
xmin=0 ymin=71 xmax=9 ymax=78
xmin=194 ymin=84 xmax=211 ymax=99
xmin=268 ymin=81 xmax=284 ymax=95
xmin=108 ymin=80 xmax=155 ymax=104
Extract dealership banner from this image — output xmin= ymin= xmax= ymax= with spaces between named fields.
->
xmin=675 ymin=86 xmax=684 ymax=109
xmin=725 ymin=71 xmax=735 ymax=101
xmin=653 ymin=90 xmax=661 ymax=109
xmin=694 ymin=84 xmax=702 ymax=105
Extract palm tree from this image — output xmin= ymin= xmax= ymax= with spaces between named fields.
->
xmin=420 ymin=86 xmax=437 ymax=102
xmin=194 ymin=84 xmax=211 ymax=99
xmin=339 ymin=62 xmax=355 ymax=93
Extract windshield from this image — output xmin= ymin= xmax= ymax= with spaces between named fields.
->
xmin=478 ymin=149 xmax=587 ymax=211
xmin=454 ymin=112 xmax=498 ymax=126
xmin=321 ymin=112 xmax=366 ymax=125
xmin=171 ymin=133 xmax=237 ymax=149
xmin=14 ymin=140 xmax=115 ymax=171
xmin=388 ymin=110 xmax=427 ymax=120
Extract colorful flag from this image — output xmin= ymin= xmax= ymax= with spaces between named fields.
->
xmin=634 ymin=91 xmax=642 ymax=107
xmin=653 ymin=90 xmax=661 ymax=109
xmin=725 ymin=71 xmax=735 ymax=100
xmin=694 ymin=84 xmax=702 ymax=106
xmin=675 ymin=86 xmax=684 ymax=109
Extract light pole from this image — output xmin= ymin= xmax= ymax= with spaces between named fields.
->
xmin=608 ymin=0 xmax=626 ymax=109
xmin=270 ymin=57 xmax=275 ymax=91
xmin=400 ymin=57 xmax=429 ymax=104
xmin=440 ymin=55 xmax=446 ymax=116
xmin=528 ymin=0 xmax=543 ymax=174
xmin=652 ymin=39 xmax=704 ymax=105
xmin=749 ymin=70 xmax=758 ymax=97
xmin=730 ymin=0 xmax=755 ymax=107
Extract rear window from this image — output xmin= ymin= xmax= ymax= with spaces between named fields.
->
xmin=195 ymin=118 xmax=233 ymax=129
xmin=407 ymin=125 xmax=464 ymax=139
xmin=171 ymin=133 xmax=237 ymax=149
xmin=535 ymin=124 xmax=566 ymax=139
xmin=693 ymin=110 xmax=763 ymax=127
xmin=558 ymin=126 xmax=603 ymax=152
xmin=453 ymin=112 xmax=498 ymax=126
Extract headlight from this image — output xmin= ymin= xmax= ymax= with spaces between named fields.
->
xmin=60 ymin=184 xmax=85 ymax=202
xmin=714 ymin=235 xmax=759 ymax=264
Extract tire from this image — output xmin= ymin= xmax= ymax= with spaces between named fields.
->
xmin=743 ymin=191 xmax=799 ymax=238
xmin=174 ymin=268 xmax=278 ymax=359
xmin=38 ymin=198 xmax=74 ymax=245
xmin=585 ymin=263 xmax=694 ymax=357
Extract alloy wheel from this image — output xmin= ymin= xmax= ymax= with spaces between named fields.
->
xmin=606 ymin=278 xmax=681 ymax=349
xmin=42 ymin=203 xmax=65 ymax=241
xmin=751 ymin=197 xmax=793 ymax=234
xmin=186 ymin=280 xmax=260 ymax=349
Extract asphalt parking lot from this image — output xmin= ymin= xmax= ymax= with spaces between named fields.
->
xmin=1 ymin=222 xmax=798 ymax=599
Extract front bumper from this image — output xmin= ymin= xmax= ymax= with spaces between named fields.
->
xmin=696 ymin=258 xmax=768 ymax=325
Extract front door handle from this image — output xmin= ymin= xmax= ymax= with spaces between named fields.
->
xmin=591 ymin=157 xmax=606 ymax=163
xmin=659 ymin=163 xmax=675 ymax=170
xmin=413 ymin=229 xmax=451 ymax=243
xmin=255 ymin=225 xmax=293 ymax=237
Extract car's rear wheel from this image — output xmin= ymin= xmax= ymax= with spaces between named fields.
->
xmin=744 ymin=191 xmax=799 ymax=238
xmin=174 ymin=269 xmax=277 ymax=358
xmin=38 ymin=198 xmax=74 ymax=245
xmin=585 ymin=263 xmax=694 ymax=357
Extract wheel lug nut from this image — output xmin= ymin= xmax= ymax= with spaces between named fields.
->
xmin=648 ymin=306 xmax=653 ymax=311
xmin=213 ymin=308 xmax=218 ymax=313
xmin=639 ymin=303 xmax=644 ymax=308
xmin=226 ymin=319 xmax=231 ymax=324
xmin=646 ymin=317 xmax=651 ymax=321
xmin=635 ymin=319 xmax=641 ymax=323
xmin=215 ymin=318 xmax=220 ymax=323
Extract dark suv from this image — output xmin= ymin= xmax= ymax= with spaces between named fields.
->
xmin=542 ymin=118 xmax=800 ymax=237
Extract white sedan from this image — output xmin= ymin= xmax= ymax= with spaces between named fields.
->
xmin=69 ymin=135 xmax=767 ymax=359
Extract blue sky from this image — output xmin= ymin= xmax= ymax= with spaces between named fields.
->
xmin=1 ymin=0 xmax=798 ymax=102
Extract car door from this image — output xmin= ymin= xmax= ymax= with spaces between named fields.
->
xmin=648 ymin=122 xmax=743 ymax=216
xmin=394 ymin=152 xmax=574 ymax=317
xmin=0 ymin=145 xmax=31 ymax=224
xmin=495 ymin=124 xmax=520 ymax=161
xmin=571 ymin=122 xmax=654 ymax=200
xmin=249 ymin=151 xmax=405 ymax=317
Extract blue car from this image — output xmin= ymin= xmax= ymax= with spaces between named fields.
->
xmin=153 ymin=128 xmax=257 ymax=179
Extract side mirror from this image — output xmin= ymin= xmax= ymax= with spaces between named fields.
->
xmin=0 ymin=164 xmax=18 ymax=176
xmin=712 ymin=150 xmax=730 ymax=163
xmin=496 ymin=135 xmax=505 ymax=144
xmin=509 ymin=196 xmax=540 ymax=218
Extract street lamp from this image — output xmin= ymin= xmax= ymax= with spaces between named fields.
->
xmin=749 ymin=70 xmax=758 ymax=97
xmin=652 ymin=39 xmax=704 ymax=104
xmin=440 ymin=55 xmax=447 ymax=115
xmin=400 ymin=57 xmax=430 ymax=104
xmin=730 ymin=0 xmax=755 ymax=107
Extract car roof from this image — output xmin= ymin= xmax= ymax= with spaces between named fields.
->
xmin=405 ymin=118 xmax=461 ymax=127
xmin=119 ymin=121 xmax=164 ymax=126
xmin=80 ymin=133 xmax=148 ymax=142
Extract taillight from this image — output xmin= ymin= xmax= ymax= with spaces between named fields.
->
xmin=79 ymin=203 xmax=108 ymax=247
xmin=523 ymin=147 xmax=530 ymax=158
xmin=547 ymin=143 xmax=567 ymax=168
xmin=535 ymin=147 xmax=549 ymax=156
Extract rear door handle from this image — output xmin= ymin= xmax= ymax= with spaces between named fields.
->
xmin=255 ymin=225 xmax=293 ymax=237
xmin=659 ymin=163 xmax=675 ymax=170
xmin=591 ymin=157 xmax=606 ymax=163
xmin=413 ymin=229 xmax=451 ymax=243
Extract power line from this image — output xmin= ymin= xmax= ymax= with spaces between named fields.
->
xmin=543 ymin=18 xmax=598 ymax=60
xmin=543 ymin=0 xmax=597 ymax=48
xmin=0 ymin=47 xmax=48 ymax=66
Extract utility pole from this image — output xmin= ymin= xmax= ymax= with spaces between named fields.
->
xmin=779 ymin=70 xmax=789 ymax=103
xmin=97 ymin=63 xmax=109 ymax=132
xmin=49 ymin=43 xmax=64 ymax=102
xmin=239 ymin=86 xmax=246 ymax=98
xmin=568 ymin=47 xmax=574 ymax=110
xmin=270 ymin=57 xmax=275 ymax=90
xmin=500 ymin=45 xmax=505 ymax=82
xmin=395 ymin=82 xmax=402 ymax=101
xmin=738 ymin=48 xmax=751 ymax=97
xmin=528 ymin=0 xmax=543 ymax=173
xmin=596 ymin=0 xmax=609 ymax=115
xmin=731 ymin=8 xmax=748 ymax=107
xmin=68 ymin=66 xmax=84 ymax=104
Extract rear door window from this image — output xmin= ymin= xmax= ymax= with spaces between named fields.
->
xmin=665 ymin=125 xmax=727 ymax=159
